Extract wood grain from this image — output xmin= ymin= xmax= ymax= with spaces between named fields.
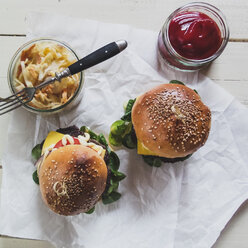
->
xmin=0 ymin=236 xmax=55 ymax=248
xmin=0 ymin=0 xmax=248 ymax=39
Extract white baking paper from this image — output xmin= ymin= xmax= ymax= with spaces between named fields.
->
xmin=0 ymin=12 xmax=248 ymax=248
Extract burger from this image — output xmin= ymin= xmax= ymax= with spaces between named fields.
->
xmin=109 ymin=81 xmax=211 ymax=166
xmin=31 ymin=125 xmax=125 ymax=215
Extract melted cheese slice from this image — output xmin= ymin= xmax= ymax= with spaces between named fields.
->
xmin=41 ymin=131 xmax=106 ymax=159
xmin=42 ymin=131 xmax=64 ymax=154
xmin=133 ymin=96 xmax=158 ymax=156
xmin=137 ymin=139 xmax=159 ymax=156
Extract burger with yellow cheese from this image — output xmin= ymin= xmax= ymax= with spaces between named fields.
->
xmin=109 ymin=81 xmax=211 ymax=167
xmin=32 ymin=125 xmax=125 ymax=215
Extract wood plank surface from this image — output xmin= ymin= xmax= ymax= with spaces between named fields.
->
xmin=0 ymin=0 xmax=248 ymax=247
xmin=0 ymin=0 xmax=248 ymax=39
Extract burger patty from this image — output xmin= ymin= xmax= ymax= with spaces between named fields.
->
xmin=56 ymin=125 xmax=85 ymax=138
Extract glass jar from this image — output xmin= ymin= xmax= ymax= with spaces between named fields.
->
xmin=8 ymin=38 xmax=84 ymax=115
xmin=158 ymin=2 xmax=229 ymax=71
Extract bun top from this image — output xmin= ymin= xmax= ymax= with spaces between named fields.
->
xmin=132 ymin=83 xmax=211 ymax=158
xmin=39 ymin=145 xmax=108 ymax=215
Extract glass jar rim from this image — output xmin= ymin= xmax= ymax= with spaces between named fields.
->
xmin=7 ymin=38 xmax=83 ymax=114
xmin=161 ymin=2 xmax=230 ymax=65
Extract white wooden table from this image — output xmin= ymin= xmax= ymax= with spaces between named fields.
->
xmin=0 ymin=0 xmax=248 ymax=247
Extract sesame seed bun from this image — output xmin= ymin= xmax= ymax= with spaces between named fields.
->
xmin=39 ymin=145 xmax=108 ymax=216
xmin=132 ymin=83 xmax=211 ymax=158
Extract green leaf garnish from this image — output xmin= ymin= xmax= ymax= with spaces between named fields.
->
xmin=32 ymin=170 xmax=39 ymax=184
xmin=107 ymin=180 xmax=119 ymax=194
xmin=106 ymin=146 xmax=112 ymax=155
xmin=32 ymin=144 xmax=42 ymax=161
xmin=85 ymin=206 xmax=95 ymax=214
xmin=102 ymin=191 xmax=121 ymax=205
xmin=169 ymin=80 xmax=185 ymax=85
xmin=110 ymin=120 xmax=128 ymax=136
xmin=80 ymin=126 xmax=98 ymax=140
xmin=109 ymin=121 xmax=132 ymax=147
xmin=142 ymin=156 xmax=162 ymax=167
xmin=194 ymin=89 xmax=199 ymax=95
xmin=122 ymin=132 xmax=137 ymax=149
xmin=109 ymin=132 xmax=123 ymax=147
xmin=88 ymin=130 xmax=98 ymax=140
xmin=109 ymin=98 xmax=136 ymax=146
xmin=109 ymin=151 xmax=120 ymax=171
xmin=97 ymin=133 xmax=108 ymax=146
xmin=111 ymin=170 xmax=126 ymax=182
xmin=121 ymin=111 xmax=132 ymax=121
xmin=125 ymin=99 xmax=136 ymax=113
xmin=80 ymin=126 xmax=87 ymax=132
xmin=121 ymin=99 xmax=136 ymax=121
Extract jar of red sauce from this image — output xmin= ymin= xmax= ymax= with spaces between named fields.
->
xmin=158 ymin=2 xmax=229 ymax=71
